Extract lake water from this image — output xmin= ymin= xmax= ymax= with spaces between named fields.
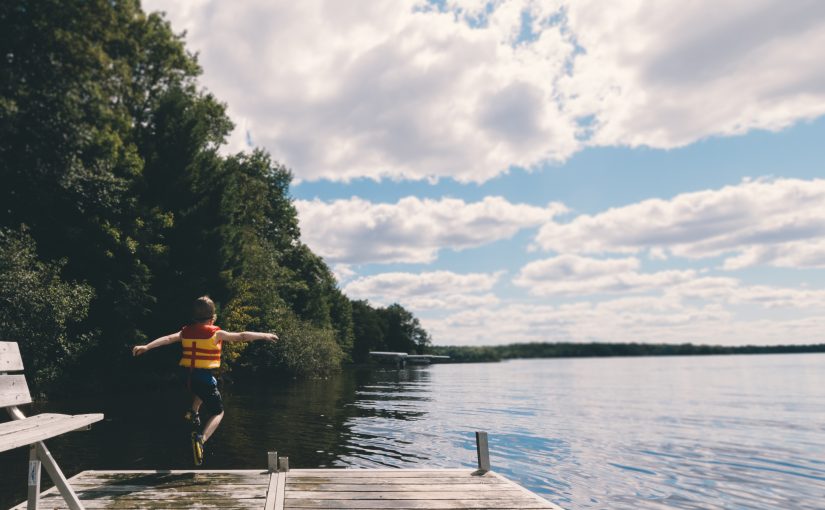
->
xmin=2 ymin=353 xmax=824 ymax=509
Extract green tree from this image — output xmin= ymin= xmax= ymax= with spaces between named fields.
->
xmin=0 ymin=0 xmax=430 ymax=388
xmin=0 ymin=0 xmax=205 ymax=375
xmin=351 ymin=300 xmax=386 ymax=362
xmin=0 ymin=228 xmax=97 ymax=392
xmin=378 ymin=303 xmax=427 ymax=354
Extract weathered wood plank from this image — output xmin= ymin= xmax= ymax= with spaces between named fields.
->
xmin=35 ymin=489 xmax=266 ymax=500
xmin=0 ymin=341 xmax=25 ymax=372
xmin=283 ymin=499 xmax=554 ymax=509
xmin=285 ymin=490 xmax=527 ymax=500
xmin=73 ymin=471 xmax=269 ymax=484
xmin=9 ymin=471 xmax=270 ymax=509
xmin=0 ymin=413 xmax=65 ymax=435
xmin=0 ymin=413 xmax=103 ymax=453
xmin=0 ymin=373 xmax=32 ymax=407
xmin=13 ymin=497 xmax=266 ymax=509
xmin=77 ymin=469 xmax=268 ymax=476
xmin=264 ymin=472 xmax=280 ymax=510
xmin=54 ymin=483 xmax=271 ymax=493
xmin=286 ymin=478 xmax=507 ymax=485
xmin=275 ymin=467 xmax=286 ymax=510
xmin=283 ymin=483 xmax=513 ymax=492
xmin=286 ymin=469 xmax=479 ymax=477
xmin=488 ymin=473 xmax=563 ymax=510
xmin=29 ymin=443 xmax=42 ymax=509
xmin=11 ymin=469 xmax=562 ymax=510
xmin=34 ymin=441 xmax=86 ymax=510
xmin=72 ymin=474 xmax=270 ymax=484
xmin=20 ymin=492 xmax=547 ymax=508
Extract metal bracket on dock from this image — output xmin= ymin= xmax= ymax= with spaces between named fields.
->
xmin=474 ymin=431 xmax=491 ymax=475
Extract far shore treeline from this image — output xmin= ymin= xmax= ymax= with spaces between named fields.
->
xmin=430 ymin=342 xmax=825 ymax=363
xmin=0 ymin=0 xmax=429 ymax=396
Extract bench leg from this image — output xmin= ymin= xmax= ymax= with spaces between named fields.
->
xmin=28 ymin=445 xmax=41 ymax=510
xmin=35 ymin=442 xmax=84 ymax=510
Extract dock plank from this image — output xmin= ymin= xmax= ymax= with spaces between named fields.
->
xmin=284 ymin=500 xmax=553 ymax=509
xmin=264 ymin=472 xmax=281 ymax=510
xmin=287 ymin=469 xmax=473 ymax=476
xmin=285 ymin=490 xmax=528 ymax=500
xmin=10 ymin=470 xmax=269 ymax=510
xmin=10 ymin=468 xmax=562 ymax=510
xmin=288 ymin=476 xmax=505 ymax=482
xmin=21 ymin=499 xmax=265 ymax=509
xmin=284 ymin=484 xmax=511 ymax=491
xmin=284 ymin=469 xmax=561 ymax=510
xmin=275 ymin=468 xmax=286 ymax=510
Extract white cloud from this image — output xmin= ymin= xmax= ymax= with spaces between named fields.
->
xmin=513 ymin=254 xmax=695 ymax=295
xmin=412 ymin=262 xmax=825 ymax=345
xmin=668 ymin=279 xmax=825 ymax=310
xmin=138 ymin=1 xmax=825 ymax=348
xmin=427 ymin=292 xmax=825 ymax=346
xmin=144 ymin=0 xmax=579 ymax=182
xmin=426 ymin=299 xmax=734 ymax=346
xmin=343 ymin=271 xmax=501 ymax=311
xmin=144 ymin=1 xmax=825 ymax=183
xmin=296 ymin=196 xmax=565 ymax=264
xmin=534 ymin=178 xmax=825 ymax=269
xmin=648 ymin=247 xmax=668 ymax=261
xmin=561 ymin=1 xmax=825 ymax=148
xmin=331 ymin=261 xmax=825 ymax=346
xmin=331 ymin=264 xmax=357 ymax=283
xmin=723 ymin=240 xmax=825 ymax=270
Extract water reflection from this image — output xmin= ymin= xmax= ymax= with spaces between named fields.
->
xmin=2 ymin=355 xmax=825 ymax=510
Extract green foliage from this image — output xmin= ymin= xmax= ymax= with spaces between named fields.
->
xmin=0 ymin=0 xmax=429 ymax=393
xmin=349 ymin=301 xmax=429 ymax=362
xmin=234 ymin=312 xmax=344 ymax=379
xmin=428 ymin=345 xmax=502 ymax=363
xmin=351 ymin=300 xmax=386 ymax=362
xmin=270 ymin=312 xmax=344 ymax=378
xmin=379 ymin=304 xmax=430 ymax=355
xmin=0 ymin=0 xmax=202 ymax=370
xmin=0 ymin=229 xmax=98 ymax=391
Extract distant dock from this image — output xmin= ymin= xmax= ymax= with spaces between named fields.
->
xmin=368 ymin=352 xmax=451 ymax=368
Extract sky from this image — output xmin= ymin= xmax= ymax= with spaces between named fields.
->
xmin=143 ymin=0 xmax=825 ymax=347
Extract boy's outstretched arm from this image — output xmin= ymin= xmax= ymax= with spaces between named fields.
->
xmin=132 ymin=332 xmax=182 ymax=356
xmin=217 ymin=331 xmax=279 ymax=343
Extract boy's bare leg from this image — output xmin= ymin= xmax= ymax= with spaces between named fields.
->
xmin=202 ymin=411 xmax=224 ymax=443
xmin=191 ymin=395 xmax=202 ymax=413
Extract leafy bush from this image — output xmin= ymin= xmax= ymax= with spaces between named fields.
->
xmin=0 ymin=228 xmax=98 ymax=392
xmin=231 ymin=311 xmax=343 ymax=379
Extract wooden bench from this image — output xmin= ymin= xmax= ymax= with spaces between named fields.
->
xmin=1 ymin=341 xmax=103 ymax=510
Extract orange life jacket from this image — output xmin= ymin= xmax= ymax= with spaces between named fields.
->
xmin=179 ymin=324 xmax=222 ymax=369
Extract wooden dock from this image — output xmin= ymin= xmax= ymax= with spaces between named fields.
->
xmin=10 ymin=468 xmax=563 ymax=509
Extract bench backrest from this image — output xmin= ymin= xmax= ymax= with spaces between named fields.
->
xmin=0 ymin=342 xmax=33 ymax=408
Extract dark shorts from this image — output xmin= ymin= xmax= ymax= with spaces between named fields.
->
xmin=181 ymin=368 xmax=224 ymax=416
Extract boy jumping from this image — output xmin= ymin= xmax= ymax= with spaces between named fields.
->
xmin=132 ymin=295 xmax=278 ymax=465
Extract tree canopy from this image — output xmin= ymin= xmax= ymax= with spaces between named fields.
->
xmin=0 ymin=0 xmax=429 ymax=394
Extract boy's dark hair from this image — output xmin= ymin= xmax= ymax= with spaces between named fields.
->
xmin=192 ymin=296 xmax=216 ymax=323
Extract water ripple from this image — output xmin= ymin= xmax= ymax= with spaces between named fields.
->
xmin=338 ymin=354 xmax=825 ymax=510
